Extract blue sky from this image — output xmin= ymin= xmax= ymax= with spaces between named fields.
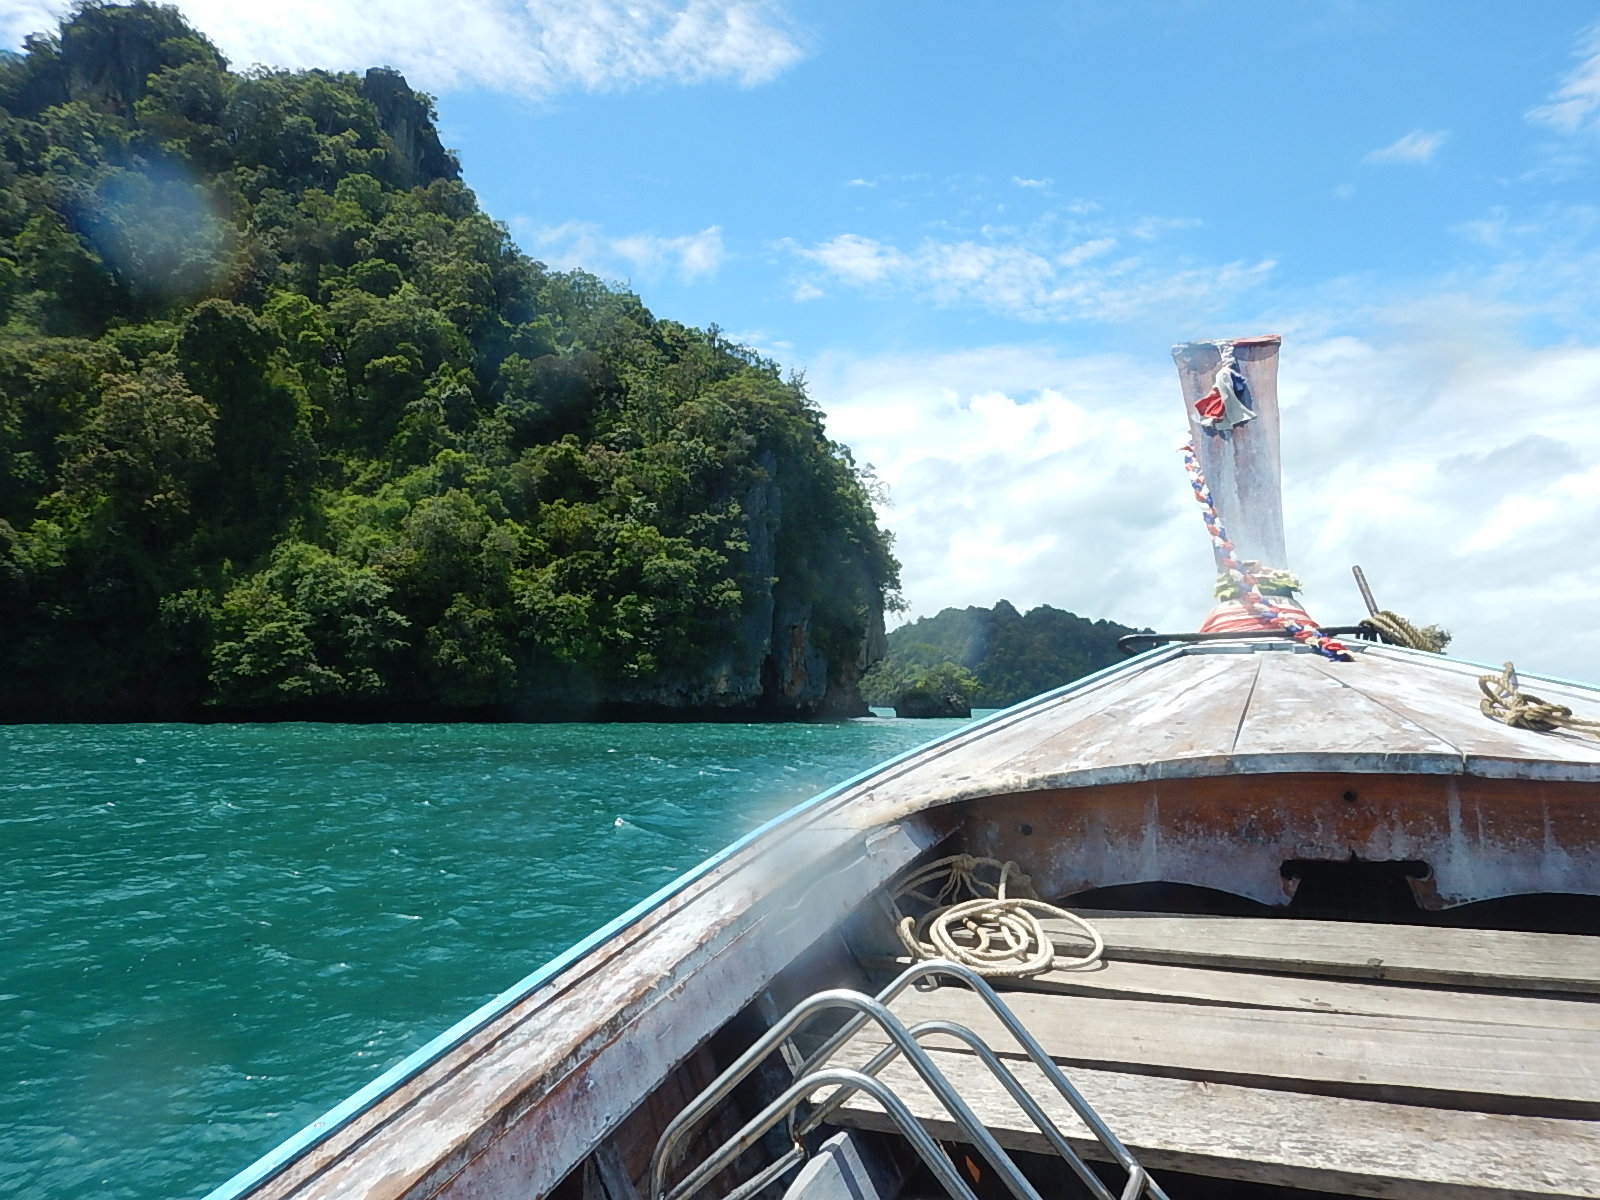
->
xmin=7 ymin=0 xmax=1600 ymax=680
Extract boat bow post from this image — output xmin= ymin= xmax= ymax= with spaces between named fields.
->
xmin=1171 ymin=334 xmax=1287 ymax=574
xmin=1173 ymin=335 xmax=1348 ymax=658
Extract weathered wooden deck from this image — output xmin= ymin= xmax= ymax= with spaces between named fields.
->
xmin=214 ymin=639 xmax=1600 ymax=1200
xmin=849 ymin=643 xmax=1600 ymax=812
xmin=841 ymin=641 xmax=1600 ymax=910
xmin=833 ymin=914 xmax=1600 ymax=1198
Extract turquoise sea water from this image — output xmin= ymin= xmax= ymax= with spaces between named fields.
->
xmin=2 ymin=715 xmax=977 ymax=1200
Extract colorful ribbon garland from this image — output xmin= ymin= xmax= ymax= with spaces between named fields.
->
xmin=1181 ymin=442 xmax=1351 ymax=662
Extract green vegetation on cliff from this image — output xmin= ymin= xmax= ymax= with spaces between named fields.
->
xmin=863 ymin=600 xmax=1142 ymax=709
xmin=0 ymin=2 xmax=898 ymax=720
xmin=890 ymin=661 xmax=979 ymax=719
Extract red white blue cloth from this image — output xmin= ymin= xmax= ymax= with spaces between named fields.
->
xmin=1193 ymin=341 xmax=1256 ymax=431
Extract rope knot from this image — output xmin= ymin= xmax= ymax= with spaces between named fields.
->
xmin=1478 ymin=662 xmax=1600 ymax=739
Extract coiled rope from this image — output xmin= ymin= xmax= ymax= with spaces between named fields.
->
xmin=1479 ymin=662 xmax=1600 ymax=739
xmin=891 ymin=854 xmax=1103 ymax=978
xmin=1359 ymin=610 xmax=1451 ymax=653
xmin=1181 ymin=443 xmax=1351 ymax=662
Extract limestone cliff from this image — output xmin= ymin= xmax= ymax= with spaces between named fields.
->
xmin=595 ymin=458 xmax=887 ymax=719
xmin=359 ymin=69 xmax=459 ymax=187
xmin=0 ymin=3 xmax=898 ymax=724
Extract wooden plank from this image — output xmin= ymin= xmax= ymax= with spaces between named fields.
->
xmin=848 ymin=650 xmax=1196 ymax=813
xmin=862 ymin=636 xmax=1600 ymax=803
xmin=1310 ymin=651 xmax=1600 ymax=778
xmin=1042 ymin=913 xmax=1600 ymax=995
xmin=1230 ymin=650 xmax=1462 ymax=773
xmin=855 ymin=638 xmax=1600 ymax=811
xmin=992 ymin=652 xmax=1261 ymax=788
xmin=1361 ymin=644 xmax=1600 ymax=709
xmin=956 ymin=770 xmax=1600 ymax=911
xmin=594 ymin=1140 xmax=644 ymax=1200
xmin=866 ymin=986 xmax=1600 ymax=1118
xmin=854 ymin=649 xmax=1269 ymax=807
xmin=995 ymin=957 xmax=1600 ymax=1031
xmin=829 ymin=1045 xmax=1600 ymax=1199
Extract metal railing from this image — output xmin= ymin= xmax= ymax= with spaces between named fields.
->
xmin=1117 ymin=624 xmax=1374 ymax=655
xmin=648 ymin=959 xmax=1167 ymax=1200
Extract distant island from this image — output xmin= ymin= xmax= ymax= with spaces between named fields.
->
xmin=864 ymin=600 xmax=1146 ymax=712
xmin=0 ymin=2 xmax=898 ymax=721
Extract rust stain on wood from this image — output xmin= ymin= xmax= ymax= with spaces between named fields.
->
xmin=959 ymin=772 xmax=1600 ymax=908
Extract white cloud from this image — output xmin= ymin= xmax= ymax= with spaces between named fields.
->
xmin=788 ymin=227 xmax=1272 ymax=325
xmin=1129 ymin=216 xmax=1201 ymax=240
xmin=1012 ymin=176 xmax=1052 ymax=189
xmin=538 ymin=0 xmax=803 ymax=90
xmin=797 ymin=233 xmax=904 ymax=285
xmin=811 ymin=343 xmax=1213 ymax=633
xmin=1448 ymin=204 xmax=1600 ymax=335
xmin=1529 ymin=25 xmax=1600 ymax=134
xmin=1057 ymin=237 xmax=1117 ymax=267
xmin=1364 ymin=130 xmax=1447 ymax=165
xmin=808 ymin=313 xmax=1600 ymax=684
xmin=0 ymin=1 xmax=55 ymax=48
xmin=1275 ymin=321 xmax=1600 ymax=682
xmin=526 ymin=220 xmax=726 ymax=282
xmin=0 ymin=0 xmax=805 ymax=98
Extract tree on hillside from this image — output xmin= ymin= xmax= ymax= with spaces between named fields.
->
xmin=0 ymin=1 xmax=898 ymax=720
xmin=862 ymin=600 xmax=1143 ymax=708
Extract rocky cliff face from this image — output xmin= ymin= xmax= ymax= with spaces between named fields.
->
xmin=17 ymin=2 xmax=210 ymax=116
xmin=359 ymin=69 xmax=459 ymax=186
xmin=600 ymin=456 xmax=887 ymax=718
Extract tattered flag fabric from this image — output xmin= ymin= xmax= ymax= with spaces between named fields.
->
xmin=1193 ymin=342 xmax=1256 ymax=430
xmin=1194 ymin=387 xmax=1226 ymax=422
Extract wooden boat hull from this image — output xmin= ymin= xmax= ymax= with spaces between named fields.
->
xmin=962 ymin=771 xmax=1600 ymax=909
xmin=208 ymin=641 xmax=1600 ymax=1200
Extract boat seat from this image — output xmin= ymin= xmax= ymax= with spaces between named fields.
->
xmin=833 ymin=913 xmax=1600 ymax=1199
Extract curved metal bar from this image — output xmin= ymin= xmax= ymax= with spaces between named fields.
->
xmin=914 ymin=1021 xmax=1126 ymax=1199
xmin=713 ymin=1144 xmax=807 ymax=1200
xmin=1117 ymin=625 xmax=1371 ymax=655
xmin=798 ymin=959 xmax=981 ymax=1075
xmin=795 ymin=1019 xmax=1118 ymax=1200
xmin=649 ymin=983 xmax=1043 ymax=1200
xmin=801 ymin=960 xmax=1167 ymax=1200
xmin=659 ymin=1067 xmax=979 ymax=1200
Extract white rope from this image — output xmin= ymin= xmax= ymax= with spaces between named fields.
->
xmin=891 ymin=854 xmax=1103 ymax=978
